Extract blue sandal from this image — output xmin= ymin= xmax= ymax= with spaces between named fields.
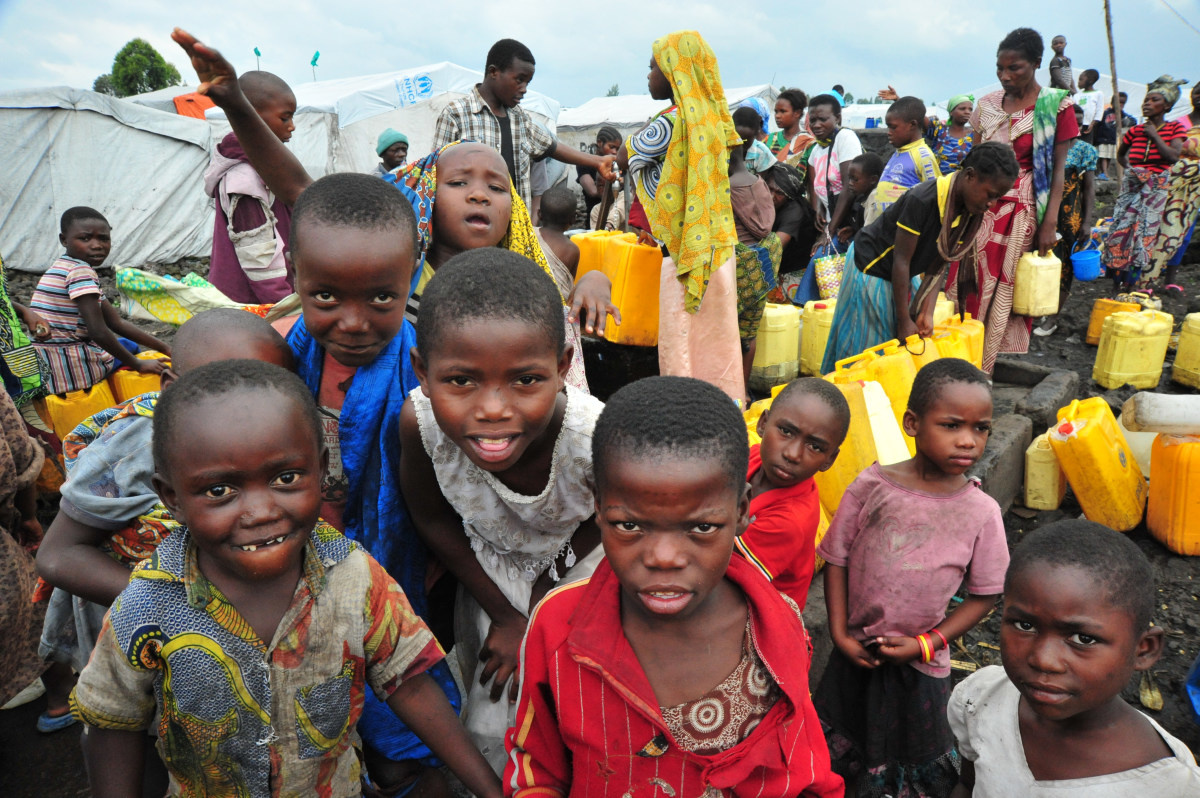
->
xmin=36 ymin=710 xmax=79 ymax=733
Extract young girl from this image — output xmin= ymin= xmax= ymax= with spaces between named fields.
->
xmin=770 ymin=88 xmax=816 ymax=172
xmin=616 ymin=30 xmax=745 ymax=404
xmin=815 ymin=358 xmax=1010 ymax=797
xmin=506 ymin=376 xmax=843 ymax=797
xmin=400 ymin=250 xmax=606 ymax=773
xmin=31 ymin=208 xmax=169 ymax=396
xmin=1103 ymin=75 xmax=1189 ymax=290
xmin=821 ymin=143 xmax=1018 ymax=374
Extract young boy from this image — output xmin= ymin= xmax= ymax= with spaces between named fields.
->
xmin=866 ymin=96 xmax=943 ymax=223
xmin=841 ymin=152 xmax=883 ymax=240
xmin=204 ymin=71 xmax=297 ymax=304
xmin=69 ymin=360 xmax=502 ymax=798
xmin=949 ymin=520 xmax=1200 ymax=794
xmin=1075 ymin=69 xmax=1104 ymax=141
xmin=1048 ymin=35 xmax=1076 ymax=94
xmin=431 ymin=38 xmax=615 ymax=207
xmin=505 ymin=376 xmax=843 ymax=797
xmin=736 ymin=378 xmax=850 ymax=610
xmin=1096 ymin=92 xmax=1137 ymax=180
xmin=535 ymin=184 xmax=581 ymax=297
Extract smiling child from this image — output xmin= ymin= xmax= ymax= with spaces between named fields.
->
xmin=401 ymin=249 xmax=605 ymax=772
xmin=505 ymin=376 xmax=842 ymax=797
xmin=949 ymin=520 xmax=1200 ymax=795
xmin=69 ymin=360 xmax=501 ymax=798
xmin=815 ymin=358 xmax=1010 ymax=797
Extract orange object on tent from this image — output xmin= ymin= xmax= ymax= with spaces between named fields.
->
xmin=173 ymin=92 xmax=215 ymax=118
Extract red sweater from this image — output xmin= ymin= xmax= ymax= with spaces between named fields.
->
xmin=504 ymin=556 xmax=842 ymax=798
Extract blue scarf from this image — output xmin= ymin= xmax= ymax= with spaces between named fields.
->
xmin=286 ymin=317 xmax=461 ymax=764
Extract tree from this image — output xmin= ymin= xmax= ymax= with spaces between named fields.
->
xmin=842 ymin=91 xmax=855 ymax=104
xmin=92 ymin=74 xmax=117 ymax=96
xmin=106 ymin=38 xmax=182 ymax=97
xmin=606 ymin=83 xmax=619 ymax=97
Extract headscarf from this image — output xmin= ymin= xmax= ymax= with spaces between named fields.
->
xmin=764 ymin=162 xmax=806 ymax=205
xmin=384 ymin=141 xmax=559 ymax=301
xmin=641 ymin=30 xmax=741 ymax=312
xmin=375 ymin=127 xmax=408 ymax=156
xmin=739 ymin=97 xmax=770 ymax=135
xmin=1146 ymin=75 xmax=1188 ymax=110
xmin=947 ymin=93 xmax=975 ymax=112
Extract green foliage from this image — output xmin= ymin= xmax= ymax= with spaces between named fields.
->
xmin=108 ymin=38 xmax=182 ymax=97
xmin=842 ymin=91 xmax=855 ymax=103
xmin=606 ymin=83 xmax=619 ymax=97
xmin=92 ymin=74 xmax=117 ymax=96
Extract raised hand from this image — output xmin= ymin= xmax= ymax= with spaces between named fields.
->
xmin=171 ymin=28 xmax=240 ymax=106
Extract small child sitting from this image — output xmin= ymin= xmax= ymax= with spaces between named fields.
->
xmin=401 ymin=249 xmax=606 ymax=772
xmin=949 ymin=520 xmax=1200 ymax=795
xmin=69 ymin=360 xmax=502 ymax=798
xmin=815 ymin=358 xmax=1010 ymax=797
xmin=203 ymin=71 xmax=297 ymax=304
xmin=867 ymin=96 xmax=943 ymax=223
xmin=30 ymin=207 xmax=170 ymax=396
xmin=534 ymin=184 xmax=581 ymax=297
xmin=841 ymin=152 xmax=883 ymax=241
xmin=736 ymin=378 xmax=849 ymax=610
xmin=505 ymin=376 xmax=843 ymax=797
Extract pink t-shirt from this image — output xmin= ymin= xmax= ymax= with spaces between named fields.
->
xmin=816 ymin=464 xmax=1009 ymax=677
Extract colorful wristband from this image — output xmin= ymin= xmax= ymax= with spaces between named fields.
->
xmin=917 ymin=634 xmax=933 ymax=664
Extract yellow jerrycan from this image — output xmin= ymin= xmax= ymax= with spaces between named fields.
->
xmin=863 ymin=340 xmax=919 ymax=456
xmin=1049 ymin=398 xmax=1147 ymax=532
xmin=902 ymin=334 xmax=941 ymax=374
xmin=1012 ymin=250 xmax=1061 ymax=317
xmin=602 ymin=235 xmax=662 ymax=347
xmin=827 ymin=350 xmax=876 ymax=386
xmin=1147 ymin=434 xmax=1200 ymax=556
xmin=1024 ymin=431 xmax=1066 ymax=511
xmin=932 ymin=292 xmax=956 ymax=326
xmin=43 ymin=381 xmax=118 ymax=442
xmin=1092 ymin=310 xmax=1173 ymax=390
xmin=744 ymin=396 xmax=774 ymax=447
xmin=932 ymin=327 xmax=971 ymax=362
xmin=1085 ymin=297 xmax=1141 ymax=345
xmin=108 ymin=351 xmax=170 ymax=403
xmin=800 ymin=299 xmax=837 ymax=376
xmin=936 ymin=314 xmax=985 ymax=369
xmin=570 ymin=229 xmax=623 ymax=282
xmin=1171 ymin=312 xmax=1200 ymax=389
xmin=814 ymin=380 xmax=878 ymax=517
xmin=749 ymin=303 xmax=801 ymax=392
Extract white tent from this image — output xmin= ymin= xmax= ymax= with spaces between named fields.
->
xmin=555 ymin=85 xmax=780 ymax=150
xmin=0 ymin=87 xmax=214 ymax=274
xmin=197 ymin=62 xmax=562 ymax=176
xmin=840 ymin=102 xmax=948 ymax=130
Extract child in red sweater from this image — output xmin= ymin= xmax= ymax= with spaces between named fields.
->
xmin=737 ymin=378 xmax=849 ymax=610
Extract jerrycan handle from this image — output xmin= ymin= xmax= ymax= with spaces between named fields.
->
xmin=903 ymin=334 xmax=929 ymax=356
xmin=866 ymin=339 xmax=901 ymax=357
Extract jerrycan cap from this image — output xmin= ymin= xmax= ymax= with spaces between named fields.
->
xmin=814 ymin=303 xmax=827 ymax=309
xmin=1057 ymin=421 xmax=1074 ymax=435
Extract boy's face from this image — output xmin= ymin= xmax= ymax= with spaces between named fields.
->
xmin=412 ymin=318 xmax=570 ymax=473
xmin=433 ymin=144 xmax=514 ymax=255
xmin=485 ymin=58 xmax=534 ymax=108
xmin=597 ymin=454 xmax=748 ymax=623
xmin=1001 ymin=563 xmax=1163 ymax=724
xmin=807 ymin=103 xmax=839 ymax=140
xmin=293 ymin=222 xmax=413 ymax=367
xmin=755 ymin=393 xmax=842 ymax=490
xmin=1051 ymin=36 xmax=1066 ymax=55
xmin=155 ymin=391 xmax=322 ymax=588
xmin=885 ymin=111 xmax=920 ymax=148
xmin=61 ymin=218 xmax=112 ymax=268
xmin=381 ymin=141 xmax=408 ymax=171
xmin=774 ymin=99 xmax=800 ymax=131
xmin=845 ymin=164 xmax=871 ymax=196
xmin=902 ymin=381 xmax=992 ymax=476
xmin=256 ymin=92 xmax=296 ymax=143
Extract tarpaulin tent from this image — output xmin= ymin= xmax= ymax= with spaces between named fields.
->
xmin=0 ymin=86 xmax=214 ymax=273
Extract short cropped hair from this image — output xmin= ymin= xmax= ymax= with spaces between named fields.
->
xmin=1079 ymin=68 xmax=1100 ymax=84
xmin=776 ymin=89 xmax=808 ymax=115
xmin=998 ymin=27 xmax=1044 ymax=64
xmin=538 ymin=186 xmax=576 ymax=229
xmin=850 ymin=152 xmax=884 ymax=179
xmin=593 ymin=376 xmax=748 ymax=494
xmin=908 ymin=357 xmax=991 ymax=416
xmin=1006 ymin=519 xmax=1155 ymax=631
xmin=731 ymin=105 xmax=762 ymax=133
xmin=171 ymin=308 xmax=293 ymax=375
xmin=772 ymin=377 xmax=851 ymax=441
xmin=60 ymin=206 xmax=107 ymax=235
xmin=289 ymin=172 xmax=418 ymax=259
xmin=888 ymin=96 xmax=927 ymax=127
xmin=808 ymin=93 xmax=841 ymax=117
xmin=960 ymin=141 xmax=1020 ymax=181
xmin=415 ymin=249 xmax=564 ymax=362
xmin=153 ymin=360 xmax=320 ymax=477
xmin=486 ymin=39 xmax=535 ymax=72
xmin=239 ymin=71 xmax=294 ymax=110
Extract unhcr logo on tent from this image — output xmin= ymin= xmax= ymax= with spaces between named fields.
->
xmin=395 ymin=74 xmax=435 ymax=107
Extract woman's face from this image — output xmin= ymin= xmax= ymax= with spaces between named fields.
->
xmin=808 ymin=103 xmax=839 ymax=140
xmin=996 ymin=49 xmax=1038 ymax=95
xmin=951 ymin=101 xmax=973 ymax=125
xmin=647 ymin=56 xmax=672 ymax=101
xmin=774 ymin=99 xmax=801 ymax=130
xmin=1142 ymin=92 xmax=1169 ymax=119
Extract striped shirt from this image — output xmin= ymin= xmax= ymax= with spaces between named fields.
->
xmin=30 ymin=256 xmax=114 ymax=394
xmin=1123 ymin=121 xmax=1187 ymax=173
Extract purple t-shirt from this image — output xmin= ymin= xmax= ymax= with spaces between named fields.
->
xmin=817 ymin=464 xmax=1009 ymax=677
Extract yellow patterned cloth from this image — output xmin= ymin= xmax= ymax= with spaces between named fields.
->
xmin=640 ymin=31 xmax=740 ymax=312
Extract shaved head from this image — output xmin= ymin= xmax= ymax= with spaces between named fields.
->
xmin=171 ymin=309 xmax=293 ymax=375
xmin=239 ymin=70 xmax=294 ymax=111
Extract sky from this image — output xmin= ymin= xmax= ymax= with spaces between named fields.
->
xmin=0 ymin=0 xmax=1197 ymax=110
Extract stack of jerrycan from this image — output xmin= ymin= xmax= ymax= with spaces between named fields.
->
xmin=932 ymin=293 xmax=956 ymax=327
xmin=836 ymin=341 xmax=919 ymax=456
xmin=1092 ymin=310 xmax=1173 ymax=390
xmin=749 ymin=303 xmax=801 ymax=393
xmin=799 ymin=299 xmax=837 ymax=376
xmin=600 ymin=234 xmax=662 ymax=346
xmin=934 ymin=314 xmax=985 ymax=369
xmin=1171 ymin=312 xmax=1200 ymax=388
xmin=1085 ymin=296 xmax=1141 ymax=345
xmin=570 ymin=230 xmax=625 ymax=282
xmin=1121 ymin=392 xmax=1200 ymax=555
xmin=1049 ymin=398 xmax=1147 ymax=532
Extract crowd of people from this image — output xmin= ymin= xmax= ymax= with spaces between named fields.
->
xmin=0 ymin=21 xmax=1196 ymax=798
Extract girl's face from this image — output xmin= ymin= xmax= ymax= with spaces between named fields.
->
xmin=996 ymin=50 xmax=1038 ymax=95
xmin=808 ymin=103 xmax=839 ymax=140
xmin=959 ymin=170 xmax=1014 ymax=215
xmin=597 ymin=139 xmax=621 ymax=157
xmin=774 ymin=99 xmax=800 ymax=130
xmin=902 ymin=381 xmax=993 ymax=476
xmin=647 ymin=56 xmax=672 ymax=101
xmin=1142 ymin=92 xmax=1169 ymax=119
xmin=433 ymin=144 xmax=513 ymax=255
xmin=951 ymin=101 xmax=973 ymax=126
